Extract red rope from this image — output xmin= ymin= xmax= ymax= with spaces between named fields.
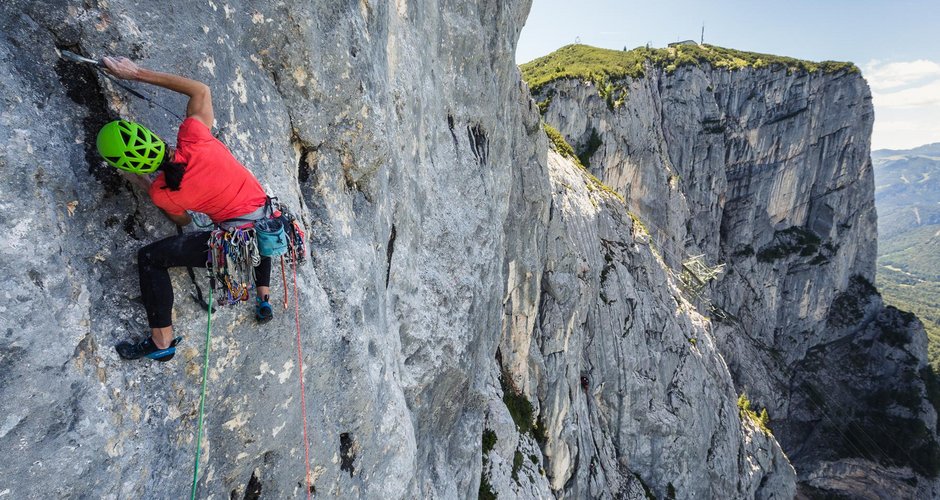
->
xmin=281 ymin=255 xmax=289 ymax=310
xmin=292 ymin=256 xmax=313 ymax=498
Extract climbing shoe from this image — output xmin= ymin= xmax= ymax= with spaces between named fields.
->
xmin=115 ymin=336 xmax=182 ymax=362
xmin=256 ymin=297 xmax=274 ymax=324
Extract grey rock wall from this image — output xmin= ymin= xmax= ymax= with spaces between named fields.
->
xmin=1 ymin=0 xmax=538 ymax=497
xmin=538 ymin=61 xmax=940 ymax=497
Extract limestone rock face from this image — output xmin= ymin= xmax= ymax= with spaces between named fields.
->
xmin=537 ymin=61 xmax=940 ymax=497
xmin=1 ymin=0 xmax=538 ymax=497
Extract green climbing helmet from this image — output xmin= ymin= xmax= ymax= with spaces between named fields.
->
xmin=96 ymin=120 xmax=166 ymax=174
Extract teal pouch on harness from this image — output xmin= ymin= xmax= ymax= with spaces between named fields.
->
xmin=255 ymin=216 xmax=288 ymax=257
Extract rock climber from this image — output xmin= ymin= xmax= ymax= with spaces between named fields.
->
xmin=97 ymin=56 xmax=274 ymax=362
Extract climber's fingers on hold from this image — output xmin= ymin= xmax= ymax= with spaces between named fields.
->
xmin=102 ymin=56 xmax=140 ymax=81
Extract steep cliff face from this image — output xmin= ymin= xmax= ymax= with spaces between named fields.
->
xmin=1 ymin=0 xmax=534 ymax=497
xmin=531 ymin=45 xmax=940 ymax=497
xmin=540 ymin=58 xmax=878 ymax=357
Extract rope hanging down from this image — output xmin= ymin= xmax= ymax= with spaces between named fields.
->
xmin=191 ymin=286 xmax=214 ymax=500
xmin=275 ymin=206 xmax=312 ymax=496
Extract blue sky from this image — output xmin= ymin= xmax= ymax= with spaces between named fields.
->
xmin=516 ymin=0 xmax=940 ymax=150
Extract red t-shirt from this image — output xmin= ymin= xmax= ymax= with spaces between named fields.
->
xmin=149 ymin=118 xmax=267 ymax=222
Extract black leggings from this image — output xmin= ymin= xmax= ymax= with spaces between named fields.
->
xmin=138 ymin=231 xmax=271 ymax=328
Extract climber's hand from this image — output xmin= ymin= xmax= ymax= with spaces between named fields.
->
xmin=102 ymin=56 xmax=141 ymax=81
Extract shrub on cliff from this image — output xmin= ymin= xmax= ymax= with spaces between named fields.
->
xmin=543 ymin=123 xmax=578 ymax=164
xmin=738 ymin=393 xmax=772 ymax=434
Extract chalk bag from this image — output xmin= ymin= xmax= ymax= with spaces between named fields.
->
xmin=256 ymin=216 xmax=288 ymax=257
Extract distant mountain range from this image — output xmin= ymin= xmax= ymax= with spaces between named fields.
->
xmin=873 ymin=142 xmax=940 ymax=160
xmin=874 ymin=143 xmax=940 ymax=239
xmin=873 ymin=143 xmax=940 ymax=368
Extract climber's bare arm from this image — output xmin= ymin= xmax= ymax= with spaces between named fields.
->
xmin=102 ymin=56 xmax=214 ymax=129
xmin=161 ymin=209 xmax=192 ymax=227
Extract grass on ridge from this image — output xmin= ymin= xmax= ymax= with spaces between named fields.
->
xmin=520 ymin=44 xmax=859 ymax=94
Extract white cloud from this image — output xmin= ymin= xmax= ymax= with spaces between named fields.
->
xmin=863 ymin=59 xmax=940 ymax=149
xmin=871 ymin=111 xmax=940 ymax=150
xmin=872 ymin=80 xmax=940 ymax=109
xmin=864 ymin=59 xmax=940 ymax=91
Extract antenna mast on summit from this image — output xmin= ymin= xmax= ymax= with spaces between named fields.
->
xmin=701 ymin=23 xmax=705 ymax=45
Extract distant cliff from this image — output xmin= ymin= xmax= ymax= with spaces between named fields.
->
xmin=525 ymin=43 xmax=940 ymax=498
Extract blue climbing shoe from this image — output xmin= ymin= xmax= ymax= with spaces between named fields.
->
xmin=116 ymin=336 xmax=182 ymax=362
xmin=256 ymin=297 xmax=274 ymax=324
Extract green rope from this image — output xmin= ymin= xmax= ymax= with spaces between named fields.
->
xmin=191 ymin=286 xmax=213 ymax=500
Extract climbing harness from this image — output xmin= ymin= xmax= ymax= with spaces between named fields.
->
xmin=190 ymin=286 xmax=214 ymax=499
xmin=203 ymin=198 xmax=306 ymax=310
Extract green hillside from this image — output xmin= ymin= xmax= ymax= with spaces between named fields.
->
xmin=520 ymin=43 xmax=858 ymax=94
xmin=873 ymin=145 xmax=940 ymax=370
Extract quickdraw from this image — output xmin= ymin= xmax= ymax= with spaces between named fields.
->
xmin=282 ymin=211 xmax=307 ymax=264
xmin=206 ymin=226 xmax=261 ymax=306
